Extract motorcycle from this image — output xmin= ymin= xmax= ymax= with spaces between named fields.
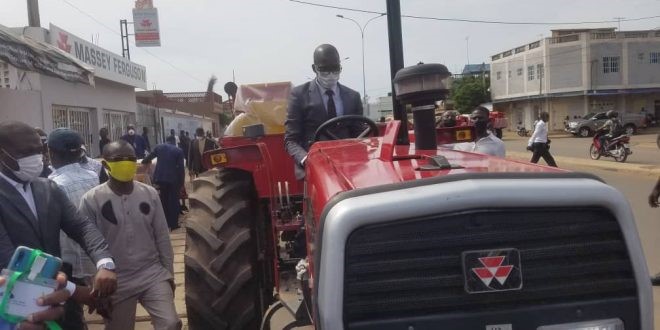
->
xmin=590 ymin=131 xmax=632 ymax=163
xmin=516 ymin=126 xmax=530 ymax=137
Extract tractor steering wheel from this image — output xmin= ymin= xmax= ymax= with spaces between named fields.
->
xmin=313 ymin=115 xmax=379 ymax=142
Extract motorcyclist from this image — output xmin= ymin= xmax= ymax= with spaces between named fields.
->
xmin=597 ymin=110 xmax=623 ymax=153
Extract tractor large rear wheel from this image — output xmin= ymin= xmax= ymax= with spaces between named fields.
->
xmin=185 ymin=168 xmax=265 ymax=330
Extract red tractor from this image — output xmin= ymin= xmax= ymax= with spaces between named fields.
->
xmin=184 ymin=86 xmax=651 ymax=330
xmin=183 ymin=3 xmax=650 ymax=329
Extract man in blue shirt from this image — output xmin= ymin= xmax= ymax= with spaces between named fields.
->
xmin=141 ymin=136 xmax=185 ymax=230
xmin=120 ymin=125 xmax=147 ymax=159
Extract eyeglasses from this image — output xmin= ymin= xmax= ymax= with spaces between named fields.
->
xmin=315 ymin=64 xmax=342 ymax=74
xmin=105 ymin=156 xmax=137 ymax=162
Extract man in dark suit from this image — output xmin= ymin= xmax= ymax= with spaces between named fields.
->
xmin=187 ymin=127 xmax=217 ymax=178
xmin=142 ymin=135 xmax=185 ymax=230
xmin=0 ymin=121 xmax=117 ymax=328
xmin=285 ymin=44 xmax=363 ymax=179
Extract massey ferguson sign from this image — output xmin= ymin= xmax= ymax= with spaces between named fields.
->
xmin=49 ymin=24 xmax=147 ymax=89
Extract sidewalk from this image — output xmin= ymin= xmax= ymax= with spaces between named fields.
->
xmin=503 ymin=128 xmax=660 ymax=176
xmin=506 ymin=151 xmax=660 ymax=176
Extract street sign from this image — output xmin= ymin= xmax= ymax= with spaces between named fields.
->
xmin=133 ymin=8 xmax=161 ymax=47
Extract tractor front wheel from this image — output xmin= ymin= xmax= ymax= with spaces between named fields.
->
xmin=184 ymin=168 xmax=266 ymax=330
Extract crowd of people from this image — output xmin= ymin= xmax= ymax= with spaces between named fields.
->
xmin=0 ymin=121 xmax=221 ymax=330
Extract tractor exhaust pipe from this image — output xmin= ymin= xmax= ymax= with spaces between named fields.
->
xmin=411 ymin=105 xmax=437 ymax=150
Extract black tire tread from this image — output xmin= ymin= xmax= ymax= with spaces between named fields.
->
xmin=185 ymin=168 xmax=262 ymax=330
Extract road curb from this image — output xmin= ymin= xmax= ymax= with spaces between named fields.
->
xmin=507 ymin=151 xmax=660 ymax=176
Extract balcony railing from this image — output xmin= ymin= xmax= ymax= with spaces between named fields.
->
xmin=549 ymin=34 xmax=579 ymax=44
xmin=624 ymin=31 xmax=649 ymax=38
xmin=528 ymin=41 xmax=541 ymax=50
xmin=591 ymin=32 xmax=617 ymax=40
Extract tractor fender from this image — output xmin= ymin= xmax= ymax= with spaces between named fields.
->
xmin=202 ymin=143 xmax=276 ymax=199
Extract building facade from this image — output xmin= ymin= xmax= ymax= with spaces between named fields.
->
xmin=490 ymin=28 xmax=660 ymax=131
xmin=459 ymin=63 xmax=490 ymax=80
xmin=373 ymin=94 xmax=394 ymax=120
xmin=0 ymin=24 xmax=145 ymax=156
xmin=136 ymin=90 xmax=226 ymax=139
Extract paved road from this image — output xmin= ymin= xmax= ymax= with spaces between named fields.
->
xmin=551 ymin=163 xmax=660 ymax=329
xmin=502 ymin=128 xmax=659 ymax=166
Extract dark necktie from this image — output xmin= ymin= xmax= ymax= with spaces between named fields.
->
xmin=325 ymin=90 xmax=337 ymax=118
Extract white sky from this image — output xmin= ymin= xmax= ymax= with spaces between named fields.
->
xmin=2 ymin=0 xmax=660 ymax=101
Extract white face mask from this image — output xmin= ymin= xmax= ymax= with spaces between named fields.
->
xmin=316 ymin=71 xmax=340 ymax=90
xmin=128 ymin=129 xmax=135 ymax=136
xmin=1 ymin=150 xmax=43 ymax=182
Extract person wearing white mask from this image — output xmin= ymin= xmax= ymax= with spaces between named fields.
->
xmin=285 ymin=43 xmax=364 ymax=179
xmin=120 ymin=124 xmax=147 ymax=159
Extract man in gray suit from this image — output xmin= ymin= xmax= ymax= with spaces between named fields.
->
xmin=285 ymin=44 xmax=363 ymax=179
xmin=0 ymin=121 xmax=117 ymax=328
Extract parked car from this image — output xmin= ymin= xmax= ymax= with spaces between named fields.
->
xmin=566 ymin=111 xmax=646 ymax=137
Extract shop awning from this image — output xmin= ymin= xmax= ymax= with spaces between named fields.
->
xmin=0 ymin=25 xmax=94 ymax=85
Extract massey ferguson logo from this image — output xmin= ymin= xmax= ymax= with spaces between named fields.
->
xmin=57 ymin=32 xmax=71 ymax=53
xmin=462 ymin=248 xmax=522 ymax=293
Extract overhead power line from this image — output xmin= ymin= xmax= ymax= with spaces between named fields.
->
xmin=59 ymin=0 xmax=205 ymax=85
xmin=290 ymin=0 xmax=660 ymax=26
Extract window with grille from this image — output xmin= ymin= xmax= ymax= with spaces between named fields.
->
xmin=527 ymin=65 xmax=535 ymax=81
xmin=52 ymin=105 xmax=92 ymax=148
xmin=650 ymin=52 xmax=660 ymax=64
xmin=517 ymin=68 xmax=523 ymax=76
xmin=103 ymin=111 xmax=136 ymax=142
xmin=496 ymin=71 xmax=502 ymax=80
xmin=537 ymin=64 xmax=544 ymax=79
xmin=603 ymin=56 xmax=620 ymax=73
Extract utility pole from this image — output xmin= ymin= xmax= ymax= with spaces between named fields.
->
xmin=465 ymin=36 xmax=470 ymax=64
xmin=27 ymin=0 xmax=40 ymax=27
xmin=386 ymin=0 xmax=407 ymax=144
xmin=613 ymin=17 xmax=625 ymax=30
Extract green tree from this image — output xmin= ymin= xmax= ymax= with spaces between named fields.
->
xmin=218 ymin=112 xmax=233 ymax=127
xmin=451 ymin=76 xmax=490 ymax=114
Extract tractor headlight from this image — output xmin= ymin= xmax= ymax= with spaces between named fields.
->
xmin=569 ymin=122 xmax=578 ymax=128
xmin=537 ymin=318 xmax=623 ymax=330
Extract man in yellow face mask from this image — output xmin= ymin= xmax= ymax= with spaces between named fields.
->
xmin=79 ymin=141 xmax=180 ymax=329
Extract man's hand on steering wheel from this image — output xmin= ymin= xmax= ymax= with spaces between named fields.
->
xmin=313 ymin=115 xmax=379 ymax=142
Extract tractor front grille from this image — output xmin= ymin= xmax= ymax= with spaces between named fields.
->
xmin=343 ymin=208 xmax=637 ymax=326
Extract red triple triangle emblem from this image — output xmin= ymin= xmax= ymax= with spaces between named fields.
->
xmin=471 ymin=256 xmax=513 ymax=286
